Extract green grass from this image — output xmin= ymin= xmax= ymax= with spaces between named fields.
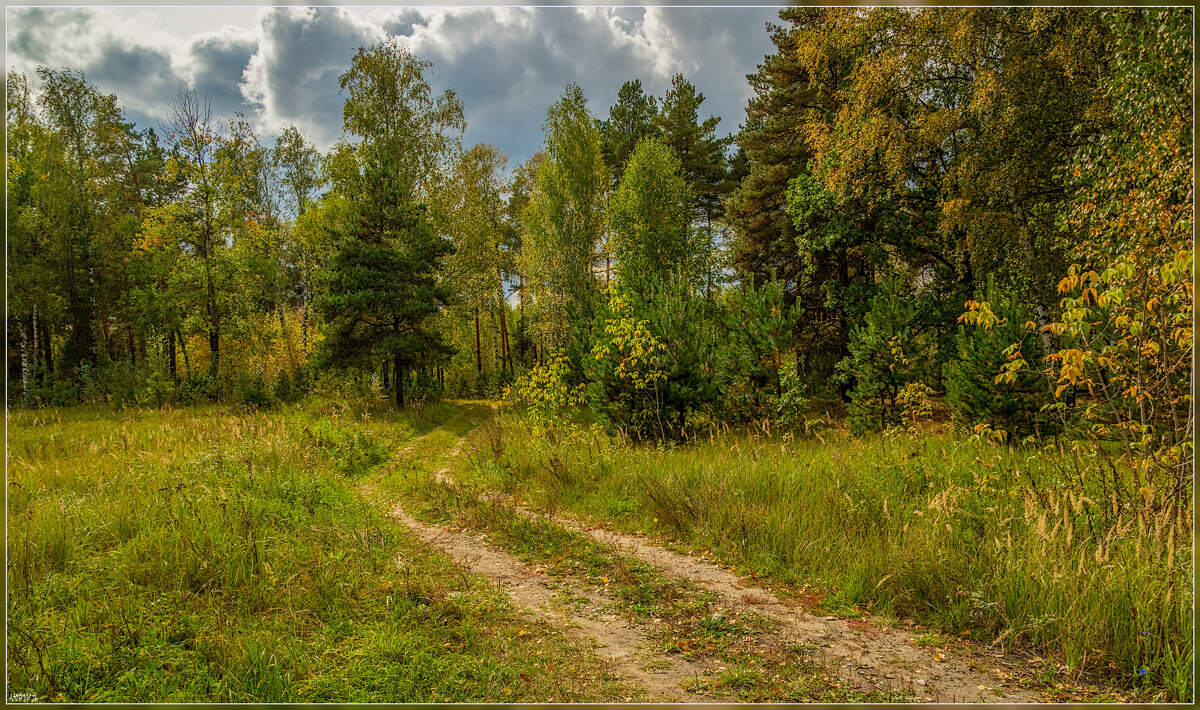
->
xmin=5 ymin=400 xmax=634 ymax=703
xmin=486 ymin=408 xmax=1194 ymax=702
xmin=395 ymin=456 xmax=900 ymax=703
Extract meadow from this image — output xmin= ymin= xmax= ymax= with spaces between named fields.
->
xmin=6 ymin=399 xmax=1192 ymax=702
xmin=6 ymin=400 xmax=635 ymax=703
xmin=456 ymin=410 xmax=1194 ymax=701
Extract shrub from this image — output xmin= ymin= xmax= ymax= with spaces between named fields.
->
xmin=586 ymin=290 xmax=669 ymax=439
xmin=945 ymin=278 xmax=1058 ymax=441
xmin=836 ymin=276 xmax=937 ymax=435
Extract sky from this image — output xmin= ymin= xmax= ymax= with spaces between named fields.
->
xmin=5 ymin=3 xmax=786 ymax=165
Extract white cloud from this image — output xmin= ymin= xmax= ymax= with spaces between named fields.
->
xmin=7 ymin=5 xmax=782 ymax=159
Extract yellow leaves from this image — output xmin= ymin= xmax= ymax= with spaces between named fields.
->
xmin=958 ymin=300 xmax=1000 ymax=330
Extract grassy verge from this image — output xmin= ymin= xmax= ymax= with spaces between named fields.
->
xmin=5 ymin=400 xmax=630 ymax=702
xmin=478 ymin=409 xmax=1193 ymax=702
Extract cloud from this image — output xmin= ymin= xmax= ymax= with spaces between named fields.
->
xmin=239 ymin=7 xmax=375 ymax=146
xmin=641 ymin=8 xmax=779 ymax=134
xmin=7 ymin=8 xmax=94 ymax=65
xmin=6 ymin=5 xmax=783 ymax=160
xmin=86 ymin=42 xmax=185 ymax=121
xmin=378 ymin=8 xmax=429 ymax=38
xmin=402 ymin=7 xmax=662 ymax=159
xmin=188 ymin=30 xmax=259 ymax=120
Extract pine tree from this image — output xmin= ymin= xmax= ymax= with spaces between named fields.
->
xmin=599 ymin=79 xmax=659 ymax=188
xmin=837 ymin=277 xmax=937 ymax=435
xmin=944 ymin=277 xmax=1055 ymax=440
xmin=319 ymin=38 xmax=462 ymax=407
xmin=319 ymin=154 xmax=453 ymax=407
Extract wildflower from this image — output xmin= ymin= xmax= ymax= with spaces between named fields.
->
xmin=1137 ymin=668 xmax=1148 ymax=676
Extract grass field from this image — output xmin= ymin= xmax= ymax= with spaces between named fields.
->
xmin=5 ymin=400 xmax=635 ymax=703
xmin=6 ymin=399 xmax=1193 ymax=702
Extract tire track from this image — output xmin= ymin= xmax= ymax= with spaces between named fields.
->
xmin=379 ymin=405 xmax=719 ymax=702
xmin=513 ymin=509 xmax=1043 ymax=703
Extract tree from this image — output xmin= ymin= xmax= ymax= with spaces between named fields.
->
xmin=319 ymin=38 xmax=462 ymax=407
xmin=34 ymin=69 xmax=142 ymax=379
xmin=272 ymin=125 xmax=325 ymax=353
xmin=600 ymin=79 xmax=659 ymax=188
xmin=318 ymin=168 xmax=453 ymax=407
xmin=792 ymin=9 xmax=1110 ymax=341
xmin=837 ymin=276 xmax=938 ymax=435
xmin=608 ymin=137 xmax=699 ymax=288
xmin=337 ymin=37 xmax=464 ymax=201
xmin=946 ymin=277 xmax=1057 ymax=440
xmin=154 ymin=90 xmax=260 ymax=381
xmin=1043 ymin=9 xmax=1193 ymax=498
xmin=6 ymin=71 xmax=55 ymax=401
xmin=655 ymin=74 xmax=729 ymax=227
xmin=519 ymin=84 xmax=607 ymax=353
xmin=441 ymin=143 xmax=512 ymax=382
xmin=726 ymin=10 xmax=839 ymax=386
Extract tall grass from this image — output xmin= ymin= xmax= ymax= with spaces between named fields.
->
xmin=6 ymin=400 xmax=617 ymax=702
xmin=492 ymin=413 xmax=1193 ymax=701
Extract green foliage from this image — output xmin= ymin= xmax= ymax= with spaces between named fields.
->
xmin=585 ymin=290 xmax=669 ymax=439
xmin=505 ymin=353 xmax=587 ymax=446
xmin=1044 ymin=9 xmax=1193 ymax=498
xmin=945 ymin=279 xmax=1057 ymax=441
xmin=599 ymin=79 xmax=659 ymax=187
xmin=654 ymin=74 xmax=731 ymax=225
xmin=608 ymin=137 xmax=698 ymax=287
xmin=717 ymin=279 xmax=804 ymax=425
xmin=519 ymin=84 xmax=607 ymax=352
xmin=837 ymin=278 xmax=937 ymax=435
xmin=319 ymin=40 xmax=461 ymax=407
xmin=317 ymin=191 xmax=453 ymax=408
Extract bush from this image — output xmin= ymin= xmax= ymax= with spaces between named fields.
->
xmin=944 ymin=278 xmax=1058 ymax=441
xmin=716 ymin=279 xmax=803 ymax=425
xmin=837 ymin=276 xmax=937 ymax=435
xmin=585 ymin=289 xmax=669 ymax=440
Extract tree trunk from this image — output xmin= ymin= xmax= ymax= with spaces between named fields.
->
xmin=128 ymin=325 xmax=136 ymax=367
xmin=382 ymin=358 xmax=390 ymax=389
xmin=208 ymin=327 xmax=219 ymax=378
xmin=178 ymin=331 xmax=191 ymax=375
xmin=31 ymin=304 xmax=39 ymax=386
xmin=474 ymin=307 xmax=483 ymax=373
xmin=39 ymin=323 xmax=51 ymax=381
xmin=206 ymin=249 xmax=220 ymax=378
xmin=167 ymin=331 xmax=177 ymax=380
xmin=1009 ymin=188 xmax=1054 ymax=352
xmin=499 ymin=306 xmax=510 ymax=374
xmin=394 ymin=353 xmax=404 ymax=408
xmin=774 ymin=349 xmax=782 ymax=398
xmin=300 ymin=248 xmax=310 ymax=354
xmin=19 ymin=320 xmax=30 ymax=403
xmin=497 ymin=276 xmax=510 ymax=373
xmin=491 ymin=308 xmax=499 ymax=376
